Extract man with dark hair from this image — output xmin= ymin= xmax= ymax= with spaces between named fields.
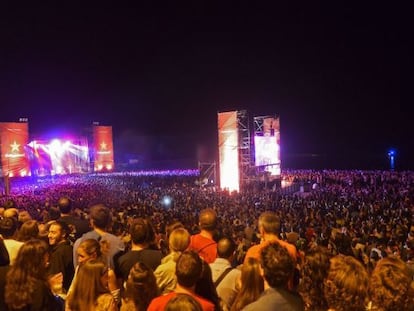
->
xmin=47 ymin=220 xmax=74 ymax=292
xmin=242 ymin=242 xmax=304 ymax=310
xmin=115 ymin=217 xmax=163 ymax=284
xmin=57 ymin=196 xmax=89 ymax=241
xmin=209 ymin=237 xmax=241 ymax=311
xmin=148 ymin=250 xmax=215 ymax=311
xmin=188 ymin=208 xmax=218 ymax=263
xmin=72 ymin=204 xmax=125 ymax=268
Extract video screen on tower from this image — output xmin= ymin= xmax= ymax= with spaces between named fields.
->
xmin=254 ymin=135 xmax=281 ymax=176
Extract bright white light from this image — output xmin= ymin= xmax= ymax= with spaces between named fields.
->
xmin=218 ymin=111 xmax=240 ymax=192
xmin=162 ymin=195 xmax=172 ymax=207
xmin=63 ymin=141 xmax=71 ymax=150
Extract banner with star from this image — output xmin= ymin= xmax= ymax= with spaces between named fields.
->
xmin=0 ymin=122 xmax=30 ymax=177
xmin=92 ymin=125 xmax=114 ymax=171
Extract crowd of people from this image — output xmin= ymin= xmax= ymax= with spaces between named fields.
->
xmin=0 ymin=168 xmax=413 ymax=310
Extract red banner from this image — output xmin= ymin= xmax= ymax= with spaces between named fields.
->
xmin=0 ymin=122 xmax=30 ymax=177
xmin=93 ymin=126 xmax=114 ymax=171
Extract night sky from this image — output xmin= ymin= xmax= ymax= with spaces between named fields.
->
xmin=1 ymin=3 xmax=412 ymax=170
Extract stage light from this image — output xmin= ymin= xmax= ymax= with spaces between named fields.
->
xmin=63 ymin=141 xmax=71 ymax=150
xmin=161 ymin=195 xmax=172 ymax=208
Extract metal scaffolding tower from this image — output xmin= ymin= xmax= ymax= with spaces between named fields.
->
xmin=237 ymin=110 xmax=252 ymax=187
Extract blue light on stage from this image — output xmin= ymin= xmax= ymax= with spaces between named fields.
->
xmin=387 ymin=149 xmax=396 ymax=170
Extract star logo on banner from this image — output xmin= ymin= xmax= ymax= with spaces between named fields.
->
xmin=10 ymin=141 xmax=20 ymax=152
xmin=100 ymin=141 xmax=107 ymax=150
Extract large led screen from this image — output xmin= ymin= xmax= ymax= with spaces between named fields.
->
xmin=254 ymin=135 xmax=280 ymax=176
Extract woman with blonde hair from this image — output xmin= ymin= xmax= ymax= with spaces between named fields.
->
xmin=154 ymin=227 xmax=191 ymax=294
xmin=69 ymin=238 xmax=119 ymax=303
xmin=230 ymin=257 xmax=264 ymax=311
xmin=369 ymin=256 xmax=414 ymax=311
xmin=66 ymin=259 xmax=118 ymax=311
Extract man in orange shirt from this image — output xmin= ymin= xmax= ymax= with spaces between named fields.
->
xmin=188 ymin=208 xmax=218 ymax=264
xmin=244 ymin=211 xmax=298 ymax=290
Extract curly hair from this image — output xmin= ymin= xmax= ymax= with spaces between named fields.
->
xmin=298 ymin=246 xmax=332 ymax=311
xmin=5 ymin=239 xmax=49 ymax=309
xmin=261 ymin=242 xmax=294 ymax=288
xmin=324 ymin=255 xmax=369 ymax=311
xmin=369 ymin=256 xmax=414 ymax=311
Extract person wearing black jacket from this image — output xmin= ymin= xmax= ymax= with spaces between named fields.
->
xmin=47 ymin=220 xmax=74 ymax=293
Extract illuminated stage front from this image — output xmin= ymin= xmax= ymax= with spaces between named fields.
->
xmin=27 ymin=139 xmax=90 ymax=176
xmin=0 ymin=122 xmax=114 ymax=177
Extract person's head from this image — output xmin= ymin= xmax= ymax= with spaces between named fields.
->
xmin=0 ymin=216 xmax=18 ymax=238
xmin=67 ymin=259 xmax=109 ymax=311
xmin=242 ymin=256 xmax=264 ymax=289
xmin=176 ymin=250 xmax=203 ymax=288
xmin=47 ymin=220 xmax=70 ymax=246
xmin=165 ymin=293 xmax=203 ymax=311
xmin=47 ymin=207 xmax=61 ymax=222
xmin=299 ymin=246 xmax=332 ymax=311
xmin=231 ymin=257 xmax=264 ymax=311
xmin=258 ymin=211 xmax=280 ymax=236
xmin=11 ymin=239 xmax=49 ymax=277
xmin=198 ymin=208 xmax=217 ymax=231
xmin=129 ymin=217 xmax=156 ymax=245
xmin=5 ymin=239 xmax=50 ymax=309
xmin=169 ymin=228 xmax=190 ymax=253
xmin=217 ymin=236 xmax=236 ymax=259
xmin=57 ymin=196 xmax=72 ymax=214
xmin=123 ymin=261 xmax=159 ymax=310
xmin=260 ymin=242 xmax=294 ymax=288
xmin=17 ymin=219 xmax=39 ymax=242
xmin=166 ymin=220 xmax=184 ymax=237
xmin=18 ymin=210 xmax=32 ymax=224
xmin=195 ymin=259 xmax=221 ymax=310
xmin=3 ymin=199 xmax=16 ymax=210
xmin=77 ymin=238 xmax=102 ymax=265
xmin=324 ymin=255 xmax=369 ymax=311
xmin=369 ymin=256 xmax=414 ymax=311
xmin=3 ymin=208 xmax=18 ymax=219
xmin=89 ymin=204 xmax=112 ymax=230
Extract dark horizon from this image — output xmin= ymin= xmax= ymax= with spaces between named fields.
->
xmin=1 ymin=3 xmax=412 ymax=171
